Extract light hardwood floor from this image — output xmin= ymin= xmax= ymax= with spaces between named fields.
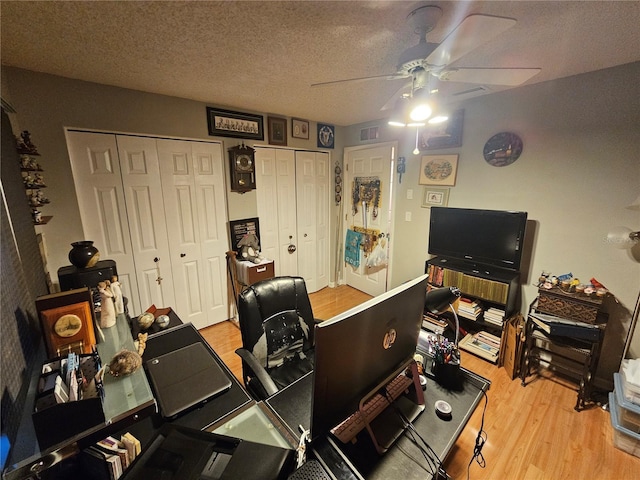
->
xmin=200 ymin=285 xmax=640 ymax=479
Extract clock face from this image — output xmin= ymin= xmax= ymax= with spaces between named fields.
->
xmin=483 ymin=132 xmax=523 ymax=167
xmin=235 ymin=154 xmax=253 ymax=172
xmin=54 ymin=314 xmax=83 ymax=337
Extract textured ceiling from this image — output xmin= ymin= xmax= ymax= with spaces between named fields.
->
xmin=2 ymin=1 xmax=639 ymax=126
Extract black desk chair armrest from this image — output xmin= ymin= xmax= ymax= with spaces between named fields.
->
xmin=235 ymin=347 xmax=279 ymax=397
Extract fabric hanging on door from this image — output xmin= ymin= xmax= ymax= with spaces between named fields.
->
xmin=352 ymin=226 xmax=381 ymax=257
xmin=351 ymin=176 xmax=381 ymax=218
xmin=345 ymin=229 xmax=363 ymax=267
xmin=366 ymin=234 xmax=388 ymax=269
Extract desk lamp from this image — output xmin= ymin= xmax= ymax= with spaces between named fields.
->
xmin=425 ymin=286 xmax=462 ymax=344
xmin=425 ymin=286 xmax=462 ymax=389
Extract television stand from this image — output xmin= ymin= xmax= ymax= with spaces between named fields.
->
xmin=425 ymin=257 xmax=521 ymax=363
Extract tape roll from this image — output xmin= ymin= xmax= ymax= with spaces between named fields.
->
xmin=435 ymin=400 xmax=452 ymax=418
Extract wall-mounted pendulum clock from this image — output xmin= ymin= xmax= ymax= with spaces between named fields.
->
xmin=228 ymin=143 xmax=256 ymax=192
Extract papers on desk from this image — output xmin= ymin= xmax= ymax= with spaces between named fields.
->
xmin=529 ymin=313 xmax=601 ymax=341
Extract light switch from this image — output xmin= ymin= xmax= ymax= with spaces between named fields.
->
xmin=405 ymin=211 xmax=412 ymax=222
xmin=407 ymin=189 xmax=413 ymax=200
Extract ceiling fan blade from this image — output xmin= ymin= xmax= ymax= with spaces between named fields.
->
xmin=439 ymin=67 xmax=541 ymax=86
xmin=426 ymin=14 xmax=517 ymax=67
xmin=311 ymin=72 xmax=407 ymax=87
xmin=379 ymin=81 xmax=412 ymax=111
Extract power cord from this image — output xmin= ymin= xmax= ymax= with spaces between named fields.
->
xmin=467 ymin=390 xmax=488 ymax=480
xmin=381 ymin=386 xmax=446 ymax=479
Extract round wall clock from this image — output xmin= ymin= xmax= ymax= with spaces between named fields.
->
xmin=483 ymin=132 xmax=523 ymax=167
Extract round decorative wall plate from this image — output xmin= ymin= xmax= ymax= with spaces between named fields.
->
xmin=483 ymin=132 xmax=523 ymax=167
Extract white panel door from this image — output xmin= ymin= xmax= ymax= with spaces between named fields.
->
xmin=157 ymin=139 xmax=228 ymax=329
xmin=66 ymin=131 xmax=142 ymax=314
xmin=295 ymin=151 xmax=330 ymax=293
xmin=116 ymin=136 xmax=176 ymax=312
xmin=343 ymin=143 xmax=396 ymax=297
xmin=256 ymin=148 xmax=298 ymax=276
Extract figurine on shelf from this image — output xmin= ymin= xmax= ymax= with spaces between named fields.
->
xmin=98 ymin=281 xmax=116 ymax=328
xmin=36 ymin=190 xmax=50 ymax=204
xmin=20 ymin=155 xmax=31 ymax=169
xmin=23 ymin=173 xmax=35 ymax=188
xmin=30 ymin=192 xmax=41 ymax=207
xmin=33 ymin=173 xmax=46 ymax=187
xmin=32 ymin=209 xmax=43 ymax=224
xmin=110 ymin=275 xmax=124 ymax=315
xmin=16 ymin=130 xmax=39 ymax=155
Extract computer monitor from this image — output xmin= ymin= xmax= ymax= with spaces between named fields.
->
xmin=310 ymin=274 xmax=429 ymax=450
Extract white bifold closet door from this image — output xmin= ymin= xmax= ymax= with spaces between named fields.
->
xmin=255 ymin=147 xmax=329 ymax=293
xmin=66 ymin=131 xmax=228 ymax=329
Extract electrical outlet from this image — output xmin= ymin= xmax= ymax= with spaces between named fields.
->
xmin=407 ymin=189 xmax=413 ymax=200
xmin=405 ymin=211 xmax=412 ymax=222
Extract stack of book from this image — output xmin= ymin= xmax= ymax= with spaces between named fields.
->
xmin=459 ymin=331 xmax=501 ymax=363
xmin=484 ymin=307 xmax=506 ymax=327
xmin=422 ymin=313 xmax=448 ymax=335
xmin=82 ymin=433 xmax=141 ymax=479
xmin=457 ymin=298 xmax=482 ymax=321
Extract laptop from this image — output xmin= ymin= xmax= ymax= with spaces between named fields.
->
xmin=145 ymin=342 xmax=232 ymax=419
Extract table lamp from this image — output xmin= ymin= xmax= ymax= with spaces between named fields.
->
xmin=425 ymin=286 xmax=462 ymax=389
xmin=425 ymin=286 xmax=462 ymax=344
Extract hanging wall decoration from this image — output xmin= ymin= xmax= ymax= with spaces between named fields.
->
xmin=351 ymin=176 xmax=381 ymax=217
xmin=317 ymin=123 xmax=335 ymax=149
xmin=419 ymin=154 xmax=459 ymax=186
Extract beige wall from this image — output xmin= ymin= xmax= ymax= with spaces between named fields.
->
xmin=2 ymin=66 xmax=343 ymax=287
xmin=344 ymin=62 xmax=640 ymax=368
xmin=3 ymin=62 xmax=639 ymax=379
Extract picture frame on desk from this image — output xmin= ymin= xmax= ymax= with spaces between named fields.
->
xmin=36 ymin=288 xmax=97 ymax=358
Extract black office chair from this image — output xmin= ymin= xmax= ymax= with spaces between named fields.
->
xmin=235 ymin=276 xmax=319 ymax=400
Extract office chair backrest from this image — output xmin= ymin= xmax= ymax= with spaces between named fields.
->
xmin=237 ymin=276 xmax=316 ymax=370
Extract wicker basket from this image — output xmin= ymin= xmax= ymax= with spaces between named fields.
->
xmin=536 ymin=287 xmax=606 ymax=324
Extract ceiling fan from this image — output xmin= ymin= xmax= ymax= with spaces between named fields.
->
xmin=312 ymin=5 xmax=540 ymax=107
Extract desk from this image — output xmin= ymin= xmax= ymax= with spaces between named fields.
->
xmin=266 ymin=361 xmax=490 ymax=480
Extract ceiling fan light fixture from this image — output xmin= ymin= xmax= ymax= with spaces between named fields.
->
xmin=409 ymin=103 xmax=433 ymax=121
xmin=428 ymin=115 xmax=449 ymax=124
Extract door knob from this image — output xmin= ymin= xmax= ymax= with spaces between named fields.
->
xmin=180 ymin=253 xmax=186 ymax=257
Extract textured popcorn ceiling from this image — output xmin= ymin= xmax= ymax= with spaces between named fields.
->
xmin=1 ymin=1 xmax=639 ymax=126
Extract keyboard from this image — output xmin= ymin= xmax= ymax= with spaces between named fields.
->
xmin=331 ymin=372 xmax=414 ymax=444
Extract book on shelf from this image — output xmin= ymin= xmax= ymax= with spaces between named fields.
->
xmin=120 ymin=432 xmax=141 ymax=461
xmin=484 ymin=307 xmax=506 ymax=326
xmin=459 ymin=332 xmax=499 ymax=363
xmin=529 ymin=312 xmax=601 ymax=341
xmin=82 ymin=446 xmax=121 ymax=480
xmin=96 ymin=436 xmax=129 ymax=470
xmin=458 ymin=298 xmax=482 ymax=320
xmin=422 ymin=313 xmax=448 ymax=334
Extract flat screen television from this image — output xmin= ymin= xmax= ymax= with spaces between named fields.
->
xmin=428 ymin=207 xmax=528 ymax=271
xmin=310 ymin=274 xmax=428 ymax=452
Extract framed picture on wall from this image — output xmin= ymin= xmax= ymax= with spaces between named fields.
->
xmin=268 ymin=116 xmax=288 ymax=146
xmin=207 ymin=107 xmax=264 ymax=140
xmin=421 ymin=187 xmax=450 ymax=208
xmin=419 ymin=154 xmax=459 ymax=186
xmin=419 ymin=109 xmax=464 ymax=150
xmin=292 ymin=118 xmax=309 ymax=139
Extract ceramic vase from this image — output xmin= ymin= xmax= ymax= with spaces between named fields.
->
xmin=68 ymin=241 xmax=100 ymax=268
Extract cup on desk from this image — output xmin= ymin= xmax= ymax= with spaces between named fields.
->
xmin=432 ymin=355 xmax=462 ymax=391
